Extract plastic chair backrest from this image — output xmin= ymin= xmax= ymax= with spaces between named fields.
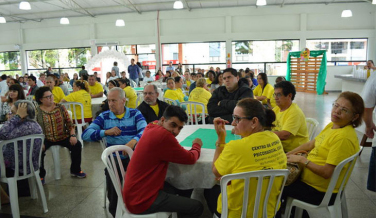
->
xmin=130 ymin=80 xmax=137 ymax=88
xmin=306 ymin=118 xmax=319 ymax=140
xmin=101 ymin=145 xmax=134 ymax=215
xmin=180 ymin=101 xmax=206 ymax=125
xmin=61 ymin=102 xmax=85 ymax=124
xmin=220 ymin=169 xmax=289 ymax=218
xmin=136 ymin=93 xmax=144 ymax=107
xmin=100 ymin=137 xmax=107 ymax=150
xmin=0 ymin=134 xmax=45 ymax=181
xmin=318 ymin=146 xmax=362 ymax=207
xmin=163 ymin=97 xmax=178 ymax=106
xmin=157 ymin=88 xmax=163 ymax=100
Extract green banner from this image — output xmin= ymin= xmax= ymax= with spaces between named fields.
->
xmin=286 ymin=50 xmax=327 ymax=95
xmin=180 ymin=128 xmax=239 ymax=149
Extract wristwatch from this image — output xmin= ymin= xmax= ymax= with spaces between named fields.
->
xmin=70 ymin=134 xmax=77 ymax=137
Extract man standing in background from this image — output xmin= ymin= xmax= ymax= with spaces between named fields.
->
xmin=128 ymin=59 xmax=140 ymax=86
xmin=112 ymin=62 xmax=120 ymax=77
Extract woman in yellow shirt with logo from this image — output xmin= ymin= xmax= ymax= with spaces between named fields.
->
xmin=46 ymin=76 xmax=65 ymax=103
xmin=61 ymin=80 xmax=92 ymax=123
xmin=187 ymin=78 xmax=212 ymax=123
xmin=118 ymin=78 xmax=137 ymax=109
xmin=278 ymin=92 xmax=364 ymax=217
xmin=253 ymin=73 xmax=275 ymax=108
xmin=164 ymin=77 xmax=187 ymax=106
xmin=208 ymin=98 xmax=287 ymax=218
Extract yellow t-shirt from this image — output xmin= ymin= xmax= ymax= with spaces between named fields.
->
xmin=301 ymin=122 xmax=360 ymax=193
xmin=215 ymin=131 xmax=287 ymax=218
xmin=187 ymin=87 xmax=212 ymax=114
xmin=150 ymin=104 xmax=159 ymax=117
xmin=89 ymin=82 xmax=104 ymax=95
xmin=164 ymin=89 xmax=185 ymax=105
xmin=123 ymin=86 xmax=137 ymax=109
xmin=253 ymin=84 xmax=274 ymax=105
xmin=186 ymin=80 xmax=191 ymax=90
xmin=206 ymin=78 xmax=213 ymax=85
xmin=115 ymin=111 xmax=125 ymax=119
xmin=63 ymin=89 xmax=92 ymax=119
xmin=272 ymin=103 xmax=309 ymax=152
xmin=52 ymin=86 xmax=66 ymax=103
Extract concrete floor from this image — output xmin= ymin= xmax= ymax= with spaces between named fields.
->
xmin=1 ymin=91 xmax=376 ymax=218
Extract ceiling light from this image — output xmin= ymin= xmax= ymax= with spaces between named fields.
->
xmin=373 ymin=0 xmax=376 ymax=4
xmin=341 ymin=10 xmax=352 ymax=18
xmin=19 ymin=1 xmax=31 ymax=10
xmin=173 ymin=1 xmax=184 ymax=9
xmin=115 ymin=19 xmax=125 ymax=27
xmin=256 ymin=0 xmax=267 ymax=6
xmin=0 ymin=17 xmax=6 ymax=24
xmin=60 ymin=17 xmax=69 ymax=25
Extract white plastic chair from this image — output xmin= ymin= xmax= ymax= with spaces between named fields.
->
xmin=136 ymin=93 xmax=144 ymax=107
xmin=61 ymin=102 xmax=88 ymax=147
xmin=99 ymin=137 xmax=108 ymax=208
xmin=163 ymin=98 xmax=178 ymax=106
xmin=157 ymin=88 xmax=163 ymax=101
xmin=218 ymin=169 xmax=289 ymax=218
xmin=306 ymin=118 xmax=319 ymax=141
xmin=130 ymin=80 xmax=137 ymax=88
xmin=101 ymin=145 xmax=175 ymax=218
xmin=0 ymin=134 xmax=48 ymax=218
xmin=180 ymin=101 xmax=206 ymax=125
xmin=284 ymin=147 xmax=362 ymax=218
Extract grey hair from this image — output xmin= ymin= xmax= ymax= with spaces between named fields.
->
xmin=144 ymin=84 xmax=158 ymax=93
xmin=109 ymin=87 xmax=126 ymax=99
xmin=14 ymin=100 xmax=36 ymax=121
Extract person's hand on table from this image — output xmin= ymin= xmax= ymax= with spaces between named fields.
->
xmin=105 ymin=127 xmax=122 ymax=136
xmin=192 ymin=138 xmax=203 ymax=147
xmin=213 ymin=117 xmax=228 ymax=142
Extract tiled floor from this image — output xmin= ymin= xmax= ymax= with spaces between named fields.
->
xmin=1 ymin=91 xmax=376 ymax=218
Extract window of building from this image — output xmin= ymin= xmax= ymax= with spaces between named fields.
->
xmin=26 ymin=48 xmax=91 ymax=78
xmin=161 ymin=42 xmax=226 ymax=74
xmin=0 ymin=51 xmax=21 ymax=76
xmin=306 ymin=38 xmax=367 ymax=65
xmin=232 ymin=40 xmax=300 ymax=76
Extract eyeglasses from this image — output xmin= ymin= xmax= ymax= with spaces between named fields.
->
xmin=143 ymin=92 xmax=156 ymax=96
xmin=332 ymin=102 xmax=353 ymax=115
xmin=42 ymin=94 xmax=53 ymax=99
xmin=232 ymin=115 xmax=253 ymax=124
xmin=273 ymin=93 xmax=283 ymax=98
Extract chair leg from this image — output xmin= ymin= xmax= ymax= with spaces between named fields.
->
xmin=283 ymin=197 xmax=293 ymax=218
xmin=77 ymin=125 xmax=84 ymax=148
xmin=7 ymin=178 xmax=20 ymax=218
xmin=34 ymin=173 xmax=48 ymax=213
xmin=50 ymin=145 xmax=61 ymax=180
xmin=28 ymin=177 xmax=37 ymax=199
xmin=341 ymin=193 xmax=349 ymax=218
xmin=103 ymin=180 xmax=107 ymax=208
xmin=294 ymin=207 xmax=304 ymax=218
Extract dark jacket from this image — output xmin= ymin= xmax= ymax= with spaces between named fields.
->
xmin=207 ymin=80 xmax=253 ymax=123
xmin=137 ymin=99 xmax=169 ymax=124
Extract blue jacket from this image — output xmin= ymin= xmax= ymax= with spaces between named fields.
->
xmin=82 ymin=107 xmax=146 ymax=147
xmin=128 ymin=65 xmax=140 ymax=80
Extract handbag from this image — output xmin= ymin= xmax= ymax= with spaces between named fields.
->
xmin=285 ymin=150 xmax=308 ymax=186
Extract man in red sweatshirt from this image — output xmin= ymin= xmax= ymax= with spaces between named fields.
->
xmin=123 ymin=105 xmax=203 ymax=217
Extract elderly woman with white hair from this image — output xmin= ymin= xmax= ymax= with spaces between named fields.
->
xmin=0 ymin=100 xmax=43 ymax=196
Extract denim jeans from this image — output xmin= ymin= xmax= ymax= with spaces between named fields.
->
xmin=367 ymin=146 xmax=376 ymax=192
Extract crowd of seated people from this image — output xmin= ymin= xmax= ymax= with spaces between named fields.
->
xmin=0 ymin=63 xmax=369 ymax=218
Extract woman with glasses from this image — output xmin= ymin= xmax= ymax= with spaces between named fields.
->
xmin=1 ymin=84 xmax=25 ymax=121
xmin=253 ymin=73 xmax=275 ymax=108
xmin=35 ymin=87 xmax=86 ymax=184
xmin=206 ymin=98 xmax=286 ymax=217
xmin=277 ymin=91 xmax=364 ymax=217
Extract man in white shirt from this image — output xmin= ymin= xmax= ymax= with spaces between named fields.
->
xmin=143 ymin=71 xmax=154 ymax=83
xmin=166 ymin=61 xmax=175 ymax=72
xmin=0 ymin=74 xmax=9 ymax=97
xmin=361 ymin=72 xmax=376 ymax=192
xmin=37 ymin=73 xmax=46 ymax=87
